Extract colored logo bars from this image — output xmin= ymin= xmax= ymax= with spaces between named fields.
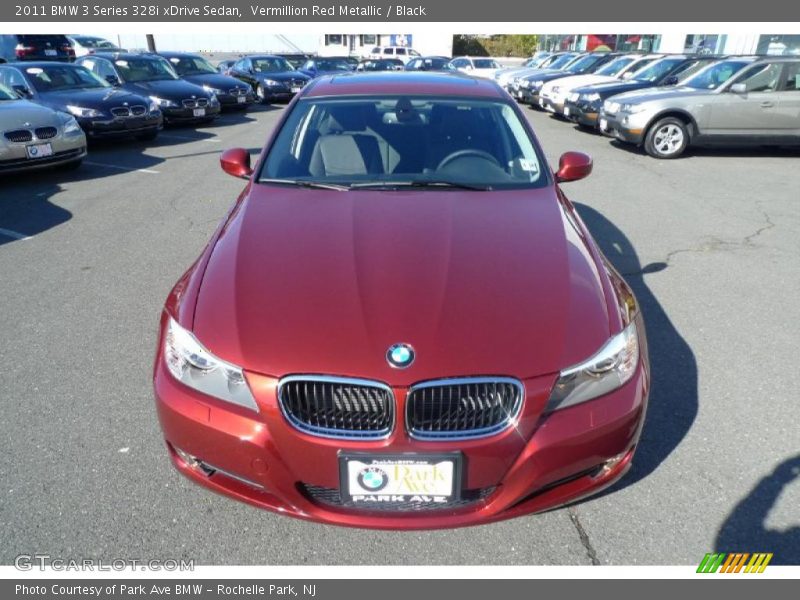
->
xmin=697 ymin=553 xmax=773 ymax=573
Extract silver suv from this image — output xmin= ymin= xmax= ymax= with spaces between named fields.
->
xmin=597 ymin=56 xmax=800 ymax=158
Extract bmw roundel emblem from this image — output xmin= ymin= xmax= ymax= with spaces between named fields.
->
xmin=356 ymin=466 xmax=389 ymax=492
xmin=386 ymin=343 xmax=415 ymax=369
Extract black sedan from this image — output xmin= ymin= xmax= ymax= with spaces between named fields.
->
xmin=405 ymin=56 xmax=454 ymax=71
xmin=227 ymin=55 xmax=311 ymax=104
xmin=562 ymin=54 xmax=722 ymax=129
xmin=75 ymin=53 xmax=220 ymax=125
xmin=158 ymin=52 xmax=255 ymax=109
xmin=355 ymin=58 xmax=404 ymax=72
xmin=0 ymin=62 xmax=162 ymax=141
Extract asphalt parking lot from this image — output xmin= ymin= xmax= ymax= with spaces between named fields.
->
xmin=1 ymin=102 xmax=798 ymax=566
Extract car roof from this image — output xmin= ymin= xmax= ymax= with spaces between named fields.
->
xmin=91 ymin=52 xmax=163 ymax=61
xmin=157 ymin=51 xmax=202 ymax=58
xmin=303 ymin=71 xmax=506 ymax=98
xmin=244 ymin=54 xmax=290 ymax=60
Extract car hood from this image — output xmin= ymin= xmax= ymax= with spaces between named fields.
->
xmin=519 ymin=68 xmax=561 ymax=80
xmin=123 ymin=79 xmax=210 ymax=99
xmin=255 ymin=71 xmax=310 ymax=82
xmin=573 ymin=79 xmax=651 ymax=96
xmin=549 ymin=74 xmax=616 ymax=92
xmin=37 ymin=86 xmax=146 ymax=108
xmin=192 ymin=187 xmax=613 ymax=384
xmin=182 ymin=73 xmax=246 ymax=90
xmin=0 ymin=99 xmax=61 ymax=127
xmin=609 ymin=85 xmax=712 ymax=104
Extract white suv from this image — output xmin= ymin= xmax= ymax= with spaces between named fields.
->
xmin=368 ymin=46 xmax=421 ymax=65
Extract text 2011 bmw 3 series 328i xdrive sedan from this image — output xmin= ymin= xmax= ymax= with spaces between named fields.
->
xmin=153 ymin=72 xmax=650 ymax=529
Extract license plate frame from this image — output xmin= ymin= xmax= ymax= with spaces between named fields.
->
xmin=44 ymin=49 xmax=57 ymax=56
xmin=563 ymin=106 xmax=571 ymax=117
xmin=338 ymin=452 xmax=462 ymax=504
xmin=600 ymin=118 xmax=608 ymax=131
xmin=193 ymin=108 xmax=206 ymax=117
xmin=26 ymin=143 xmax=53 ymax=159
xmin=237 ymin=96 xmax=247 ymax=103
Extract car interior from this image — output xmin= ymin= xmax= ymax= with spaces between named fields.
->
xmin=264 ymin=97 xmax=542 ymax=186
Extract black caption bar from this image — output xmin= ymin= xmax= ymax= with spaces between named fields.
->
xmin=4 ymin=579 xmax=795 ymax=600
xmin=4 ymin=0 xmax=800 ymax=21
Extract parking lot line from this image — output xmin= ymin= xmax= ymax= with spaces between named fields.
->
xmin=0 ymin=228 xmax=32 ymax=241
xmin=83 ymin=161 xmax=160 ymax=174
xmin=158 ymin=134 xmax=221 ymax=143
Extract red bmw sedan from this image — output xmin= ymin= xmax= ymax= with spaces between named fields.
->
xmin=153 ymin=72 xmax=649 ymax=529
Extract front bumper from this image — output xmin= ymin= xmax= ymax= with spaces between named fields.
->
xmin=538 ymin=94 xmax=567 ymax=115
xmin=0 ymin=134 xmax=87 ymax=174
xmin=563 ymin=99 xmax=601 ymax=127
xmin=259 ymin=85 xmax=303 ymax=102
xmin=79 ymin=112 xmax=163 ymax=138
xmin=161 ymin=104 xmax=221 ymax=123
xmin=217 ymin=92 xmax=256 ymax=109
xmin=153 ymin=317 xmax=650 ymax=529
xmin=598 ymin=110 xmax=648 ymax=145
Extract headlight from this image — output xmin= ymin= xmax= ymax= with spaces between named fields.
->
xmin=148 ymin=100 xmax=159 ymax=113
xmin=520 ymin=80 xmax=531 ymax=88
xmin=263 ymin=79 xmax=279 ymax=86
xmin=66 ymin=105 xmax=102 ymax=118
xmin=621 ymin=103 xmax=647 ymax=114
xmin=62 ymin=116 xmax=82 ymax=134
xmin=569 ymin=92 xmax=580 ymax=102
xmin=150 ymin=96 xmax=178 ymax=108
xmin=603 ymin=100 xmax=621 ymax=114
xmin=202 ymin=85 xmax=224 ymax=95
xmin=209 ymin=93 xmax=219 ymax=106
xmin=164 ymin=317 xmax=259 ymax=412
xmin=531 ymin=80 xmax=544 ymax=89
xmin=546 ymin=321 xmax=640 ymax=412
xmin=581 ymin=92 xmax=601 ymax=102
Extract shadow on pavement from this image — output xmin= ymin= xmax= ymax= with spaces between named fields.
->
xmin=573 ymin=202 xmax=699 ymax=492
xmin=0 ymin=179 xmax=70 ymax=247
xmin=715 ymin=454 xmax=800 ymax=565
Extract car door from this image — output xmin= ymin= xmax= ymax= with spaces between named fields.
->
xmin=230 ymin=59 xmax=254 ymax=86
xmin=773 ymin=61 xmax=800 ymax=136
xmin=707 ymin=62 xmax=784 ymax=137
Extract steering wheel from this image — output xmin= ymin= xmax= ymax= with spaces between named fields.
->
xmin=437 ymin=149 xmax=501 ymax=171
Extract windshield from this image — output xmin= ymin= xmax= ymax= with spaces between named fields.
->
xmin=253 ymin=57 xmax=294 ymax=73
xmin=74 ymin=37 xmax=117 ymax=49
xmin=473 ymin=59 xmax=500 ymax=69
xmin=681 ymin=60 xmax=750 ymax=90
xmin=24 ymin=65 xmax=109 ymax=91
xmin=115 ymin=57 xmax=178 ymax=82
xmin=632 ymin=57 xmax=686 ymax=82
xmin=313 ymin=59 xmax=352 ymax=72
xmin=566 ymin=54 xmax=607 ymax=73
xmin=0 ymin=82 xmax=19 ymax=100
xmin=281 ymin=56 xmax=307 ymax=69
xmin=595 ymin=56 xmax=635 ymax=77
xmin=552 ymin=54 xmax=581 ymax=70
xmin=260 ymin=96 xmax=547 ymax=190
xmin=167 ymin=56 xmax=217 ymax=75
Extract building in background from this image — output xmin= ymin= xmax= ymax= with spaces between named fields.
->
xmin=317 ymin=33 xmax=452 ymax=57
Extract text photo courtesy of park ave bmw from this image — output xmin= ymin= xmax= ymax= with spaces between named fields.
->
xmin=0 ymin=0 xmax=799 ymax=587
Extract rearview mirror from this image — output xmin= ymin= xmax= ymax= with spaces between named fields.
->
xmin=220 ymin=148 xmax=253 ymax=179
xmin=12 ymin=84 xmax=31 ymax=98
xmin=662 ymin=75 xmax=679 ymax=86
xmin=555 ymin=151 xmax=593 ymax=183
xmin=730 ymin=83 xmax=747 ymax=94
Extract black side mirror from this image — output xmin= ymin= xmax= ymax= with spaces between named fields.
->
xmin=662 ymin=75 xmax=679 ymax=86
xmin=12 ymin=84 xmax=31 ymax=98
xmin=105 ymin=75 xmax=120 ymax=86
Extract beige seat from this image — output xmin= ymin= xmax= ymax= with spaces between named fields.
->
xmin=308 ymin=107 xmax=385 ymax=177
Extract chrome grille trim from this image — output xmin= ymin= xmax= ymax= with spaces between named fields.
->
xmin=405 ymin=377 xmax=525 ymax=441
xmin=277 ymin=375 xmax=395 ymax=440
xmin=182 ymin=98 xmax=209 ymax=108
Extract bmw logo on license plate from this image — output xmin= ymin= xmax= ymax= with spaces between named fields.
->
xmin=386 ymin=343 xmax=415 ymax=368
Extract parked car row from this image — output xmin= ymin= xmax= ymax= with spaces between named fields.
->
xmin=505 ymin=52 xmax=800 ymax=158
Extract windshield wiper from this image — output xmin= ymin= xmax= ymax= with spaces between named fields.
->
xmin=349 ymin=180 xmax=493 ymax=191
xmin=259 ymin=178 xmax=350 ymax=191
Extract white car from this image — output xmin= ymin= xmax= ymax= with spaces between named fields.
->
xmin=450 ymin=56 xmax=502 ymax=79
xmin=367 ymin=46 xmax=420 ymax=65
xmin=539 ymin=54 xmax=662 ymax=115
xmin=67 ymin=35 xmax=124 ymax=57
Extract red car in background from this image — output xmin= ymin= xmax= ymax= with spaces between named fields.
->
xmin=153 ymin=72 xmax=649 ymax=529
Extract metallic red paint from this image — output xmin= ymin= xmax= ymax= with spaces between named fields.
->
xmin=153 ymin=73 xmax=650 ymax=528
